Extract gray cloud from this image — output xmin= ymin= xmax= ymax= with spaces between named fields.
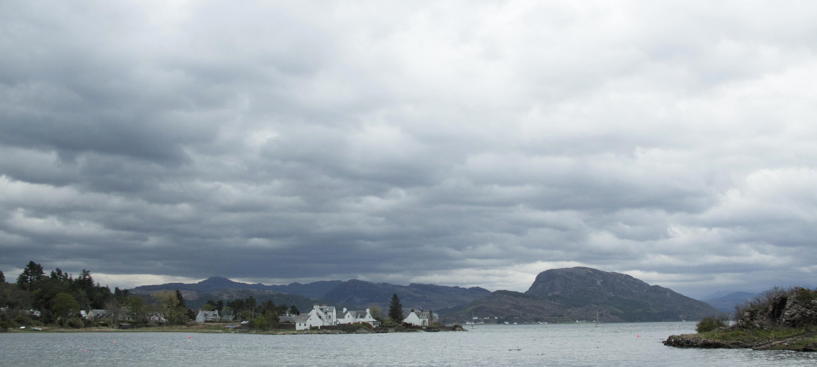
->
xmin=2 ymin=1 xmax=817 ymax=298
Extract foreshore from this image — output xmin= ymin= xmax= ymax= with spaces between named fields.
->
xmin=4 ymin=323 xmax=465 ymax=335
xmin=664 ymin=328 xmax=817 ymax=352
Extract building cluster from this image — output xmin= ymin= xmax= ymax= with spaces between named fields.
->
xmin=79 ymin=309 xmax=167 ymax=325
xmin=288 ymin=305 xmax=380 ymax=330
xmin=278 ymin=305 xmax=435 ymax=331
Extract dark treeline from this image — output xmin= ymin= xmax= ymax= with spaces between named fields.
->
xmin=2 ymin=261 xmax=117 ymax=328
xmin=203 ymin=297 xmax=300 ymax=330
xmin=0 ymin=261 xmax=298 ymax=331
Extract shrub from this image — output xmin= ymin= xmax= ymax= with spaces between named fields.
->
xmin=250 ymin=315 xmax=271 ymax=330
xmin=65 ymin=317 xmax=84 ymax=329
xmin=697 ymin=317 xmax=726 ymax=333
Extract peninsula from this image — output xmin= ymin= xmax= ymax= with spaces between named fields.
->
xmin=664 ymin=287 xmax=817 ymax=352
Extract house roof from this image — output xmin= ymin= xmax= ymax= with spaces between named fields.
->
xmin=278 ymin=315 xmax=297 ymax=323
xmin=407 ymin=310 xmax=432 ymax=320
xmin=344 ymin=310 xmax=367 ymax=318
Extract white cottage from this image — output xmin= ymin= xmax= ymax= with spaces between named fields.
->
xmin=195 ymin=310 xmax=220 ymax=323
xmin=403 ymin=310 xmax=434 ymax=327
xmin=295 ymin=305 xmax=338 ymax=330
xmin=338 ymin=308 xmax=380 ymax=327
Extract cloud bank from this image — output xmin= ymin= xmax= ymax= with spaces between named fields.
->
xmin=2 ymin=0 xmax=817 ymax=297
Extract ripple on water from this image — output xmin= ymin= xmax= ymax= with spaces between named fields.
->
xmin=1 ymin=323 xmax=816 ymax=367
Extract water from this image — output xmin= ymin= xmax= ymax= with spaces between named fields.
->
xmin=1 ymin=322 xmax=815 ymax=366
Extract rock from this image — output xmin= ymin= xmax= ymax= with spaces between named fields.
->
xmin=663 ymin=334 xmax=741 ymax=349
xmin=736 ymin=288 xmax=817 ymax=328
xmin=781 ymin=296 xmax=817 ymax=327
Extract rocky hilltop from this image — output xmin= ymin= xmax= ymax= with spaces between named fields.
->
xmin=441 ymin=267 xmax=718 ymax=323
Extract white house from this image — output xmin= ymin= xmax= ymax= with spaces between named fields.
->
xmin=295 ymin=305 xmax=338 ymax=330
xmin=86 ymin=309 xmax=111 ymax=321
xmin=338 ymin=308 xmax=380 ymax=327
xmin=195 ymin=310 xmax=220 ymax=323
xmin=147 ymin=312 xmax=167 ymax=324
xmin=294 ymin=305 xmax=381 ymax=330
xmin=403 ymin=310 xmax=434 ymax=327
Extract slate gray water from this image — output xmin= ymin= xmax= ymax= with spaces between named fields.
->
xmin=2 ymin=322 xmax=816 ymax=366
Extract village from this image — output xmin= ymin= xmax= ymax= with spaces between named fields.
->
xmin=194 ymin=305 xmax=436 ymax=331
xmin=6 ymin=304 xmax=443 ymax=334
xmin=13 ymin=300 xmax=443 ymax=333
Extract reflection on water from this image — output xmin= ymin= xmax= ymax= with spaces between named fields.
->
xmin=1 ymin=322 xmax=815 ymax=366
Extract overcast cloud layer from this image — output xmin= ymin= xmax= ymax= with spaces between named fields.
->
xmin=2 ymin=1 xmax=817 ymax=298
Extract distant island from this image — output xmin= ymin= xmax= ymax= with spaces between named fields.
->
xmin=664 ymin=287 xmax=817 ymax=352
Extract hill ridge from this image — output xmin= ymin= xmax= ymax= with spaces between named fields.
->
xmin=441 ymin=267 xmax=719 ymax=323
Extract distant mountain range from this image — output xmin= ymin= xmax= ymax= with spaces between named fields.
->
xmin=130 ymin=278 xmax=319 ymax=311
xmin=131 ymin=268 xmax=720 ymax=322
xmin=439 ymin=267 xmax=719 ymax=323
xmin=131 ymin=276 xmax=491 ymax=312
xmin=703 ymin=291 xmax=757 ymax=313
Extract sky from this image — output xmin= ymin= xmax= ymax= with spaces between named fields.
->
xmin=2 ymin=1 xmax=817 ymax=299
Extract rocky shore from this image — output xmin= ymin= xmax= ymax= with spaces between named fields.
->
xmin=664 ymin=330 xmax=817 ymax=352
xmin=664 ymin=287 xmax=817 ymax=352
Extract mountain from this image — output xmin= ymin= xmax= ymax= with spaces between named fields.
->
xmin=131 ymin=277 xmax=491 ymax=312
xmin=131 ymin=277 xmax=318 ymax=311
xmin=441 ymin=267 xmax=719 ymax=323
xmin=315 ymin=280 xmax=491 ymax=311
xmin=704 ymin=291 xmax=757 ymax=313
xmin=132 ymin=276 xmax=267 ymax=293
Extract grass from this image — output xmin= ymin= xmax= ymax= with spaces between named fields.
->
xmin=779 ymin=335 xmax=817 ymax=351
xmin=698 ymin=327 xmax=809 ymax=344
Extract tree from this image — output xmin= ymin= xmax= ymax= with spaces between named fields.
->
xmin=16 ymin=261 xmax=45 ymax=291
xmin=153 ymin=290 xmax=189 ymax=325
xmin=0 ymin=282 xmax=31 ymax=310
xmin=126 ymin=296 xmax=146 ymax=324
xmin=50 ymin=268 xmax=71 ymax=282
xmin=75 ymin=270 xmax=94 ymax=290
xmin=388 ymin=294 xmax=403 ymax=322
xmin=289 ymin=305 xmax=300 ymax=315
xmin=369 ymin=306 xmax=383 ymax=321
xmin=696 ymin=317 xmax=726 ymax=333
xmin=52 ymin=292 xmax=80 ymax=321
xmin=0 ymin=270 xmax=5 ymax=283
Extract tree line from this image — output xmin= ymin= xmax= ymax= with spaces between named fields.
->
xmin=201 ymin=297 xmax=299 ymax=330
xmin=1 ymin=261 xmax=432 ymax=331
xmin=0 ymin=261 xmax=299 ymax=331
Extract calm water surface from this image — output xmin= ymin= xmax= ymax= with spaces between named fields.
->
xmin=2 ymin=322 xmax=816 ymax=366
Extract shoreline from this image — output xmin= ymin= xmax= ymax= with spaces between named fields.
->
xmin=3 ymin=324 xmax=465 ymax=335
xmin=664 ymin=328 xmax=817 ymax=352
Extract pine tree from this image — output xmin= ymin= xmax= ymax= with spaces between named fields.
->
xmin=388 ymin=294 xmax=403 ymax=322
xmin=16 ymin=261 xmax=45 ymax=291
xmin=175 ymin=290 xmax=186 ymax=308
